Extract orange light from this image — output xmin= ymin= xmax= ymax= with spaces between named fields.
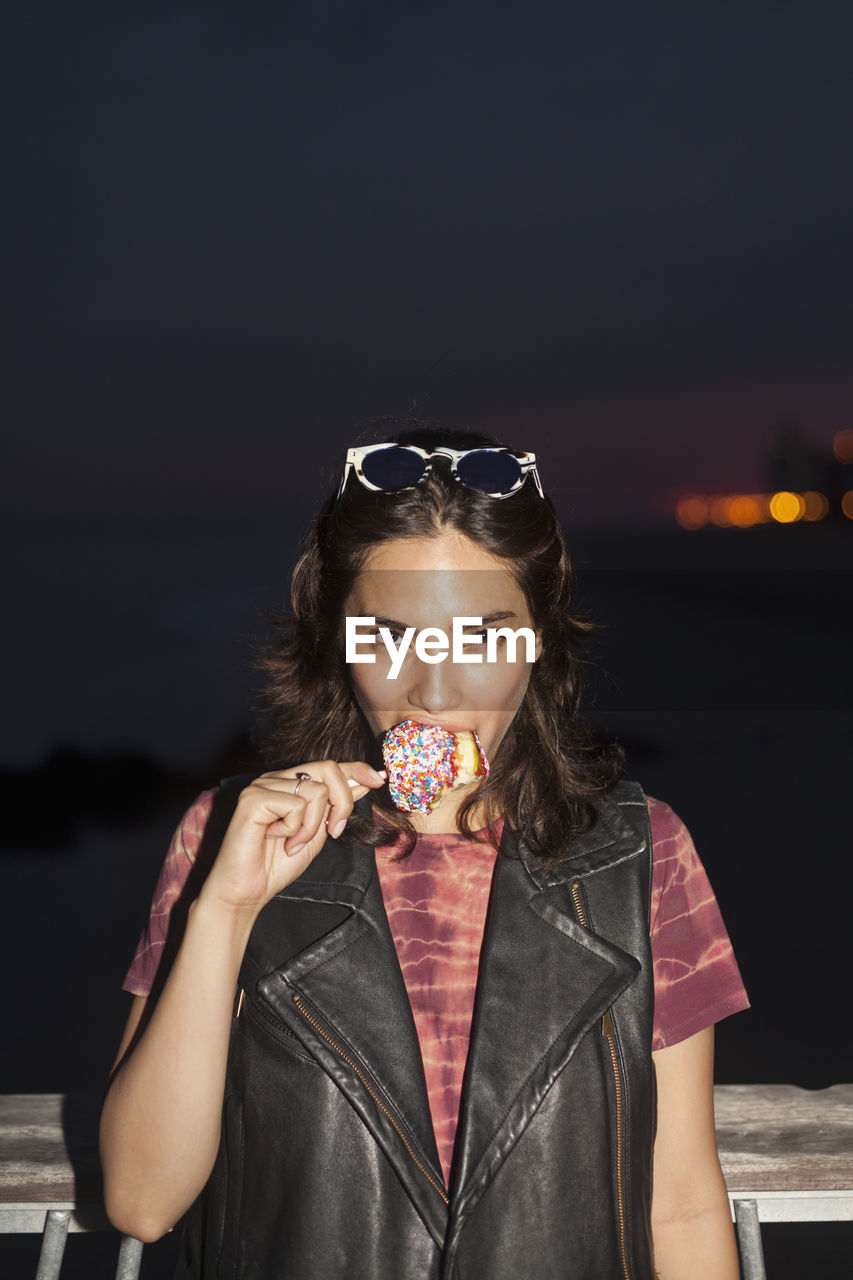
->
xmin=833 ymin=430 xmax=853 ymax=463
xmin=769 ymin=491 xmax=805 ymax=523
xmin=842 ymin=491 xmax=853 ymax=520
xmin=676 ymin=495 xmax=709 ymax=529
xmin=709 ymin=495 xmax=732 ymax=527
xmin=728 ymin=494 xmax=762 ymax=528
xmin=801 ymin=491 xmax=829 ymax=521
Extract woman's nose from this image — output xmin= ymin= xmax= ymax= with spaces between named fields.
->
xmin=406 ymin=655 xmax=462 ymax=716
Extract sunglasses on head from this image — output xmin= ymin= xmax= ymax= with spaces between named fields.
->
xmin=337 ymin=443 xmax=544 ymax=501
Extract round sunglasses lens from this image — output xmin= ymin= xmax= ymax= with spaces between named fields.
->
xmin=360 ymin=446 xmax=427 ymax=490
xmin=456 ymin=450 xmax=522 ymax=494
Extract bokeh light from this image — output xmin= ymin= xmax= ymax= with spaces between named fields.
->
xmin=676 ymin=489 xmax=838 ymax=529
xmin=833 ymin=430 xmax=853 ymax=463
xmin=801 ymin=491 xmax=829 ymax=521
xmin=727 ymin=495 xmax=764 ymax=528
xmin=842 ymin=491 xmax=853 ymax=520
xmin=769 ymin=491 xmax=805 ymax=523
xmin=709 ymin=495 xmax=733 ymax=527
xmin=675 ymin=495 xmax=709 ymax=529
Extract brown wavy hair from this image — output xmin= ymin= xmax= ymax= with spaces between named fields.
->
xmin=259 ymin=420 xmax=623 ymax=864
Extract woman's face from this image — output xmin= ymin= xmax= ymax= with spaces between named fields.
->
xmin=344 ymin=529 xmax=539 ymax=763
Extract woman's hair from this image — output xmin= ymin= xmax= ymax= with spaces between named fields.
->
xmin=259 ymin=418 xmax=623 ymax=864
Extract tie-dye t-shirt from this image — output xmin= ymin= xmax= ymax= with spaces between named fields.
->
xmin=124 ymin=791 xmax=749 ymax=1185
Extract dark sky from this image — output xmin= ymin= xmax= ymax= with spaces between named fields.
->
xmin=3 ymin=0 xmax=853 ymax=764
xmin=4 ymin=0 xmax=853 ymax=525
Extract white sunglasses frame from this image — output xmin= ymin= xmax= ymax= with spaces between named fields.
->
xmin=337 ymin=444 xmax=544 ymax=501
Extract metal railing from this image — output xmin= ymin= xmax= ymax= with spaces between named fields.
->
xmin=714 ymin=1083 xmax=853 ymax=1278
xmin=2 ymin=1086 xmax=852 ymax=1278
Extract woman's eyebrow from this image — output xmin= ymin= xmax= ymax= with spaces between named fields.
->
xmin=369 ymin=610 xmax=518 ymax=629
xmin=372 ymin=614 xmax=412 ymax=631
xmin=478 ymin=610 xmax=518 ymax=625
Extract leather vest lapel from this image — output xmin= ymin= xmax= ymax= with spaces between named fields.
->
xmin=449 ymin=813 xmax=642 ymax=1225
xmin=251 ymin=833 xmax=449 ymax=1244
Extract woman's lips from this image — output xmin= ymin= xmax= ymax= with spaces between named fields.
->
xmin=374 ymin=717 xmax=477 ymax=737
xmin=402 ymin=718 xmax=475 ymax=734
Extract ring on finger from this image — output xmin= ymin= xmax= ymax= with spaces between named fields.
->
xmin=292 ymin=771 xmax=313 ymax=796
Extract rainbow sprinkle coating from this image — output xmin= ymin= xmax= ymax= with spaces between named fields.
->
xmin=381 ymin=719 xmax=489 ymax=813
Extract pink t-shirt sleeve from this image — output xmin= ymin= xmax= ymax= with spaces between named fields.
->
xmin=122 ymin=789 xmax=217 ymax=996
xmin=648 ymin=796 xmax=750 ymax=1051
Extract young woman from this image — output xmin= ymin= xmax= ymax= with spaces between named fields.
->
xmin=100 ymin=427 xmax=749 ymax=1279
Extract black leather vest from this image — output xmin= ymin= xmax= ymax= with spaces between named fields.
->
xmin=176 ymin=779 xmax=656 ymax=1280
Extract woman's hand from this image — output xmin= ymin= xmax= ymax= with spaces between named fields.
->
xmin=199 ymin=761 xmax=386 ymax=916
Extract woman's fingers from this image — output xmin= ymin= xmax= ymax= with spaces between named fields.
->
xmin=254 ymin=762 xmax=385 ymax=849
xmin=202 ymin=760 xmax=387 ymax=914
xmin=343 ymin=761 xmax=388 ymax=800
xmin=320 ymin=761 xmax=386 ymax=842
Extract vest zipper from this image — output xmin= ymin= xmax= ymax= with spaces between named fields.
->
xmin=570 ymin=881 xmax=632 ymax=1280
xmin=291 ymin=992 xmax=449 ymax=1205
